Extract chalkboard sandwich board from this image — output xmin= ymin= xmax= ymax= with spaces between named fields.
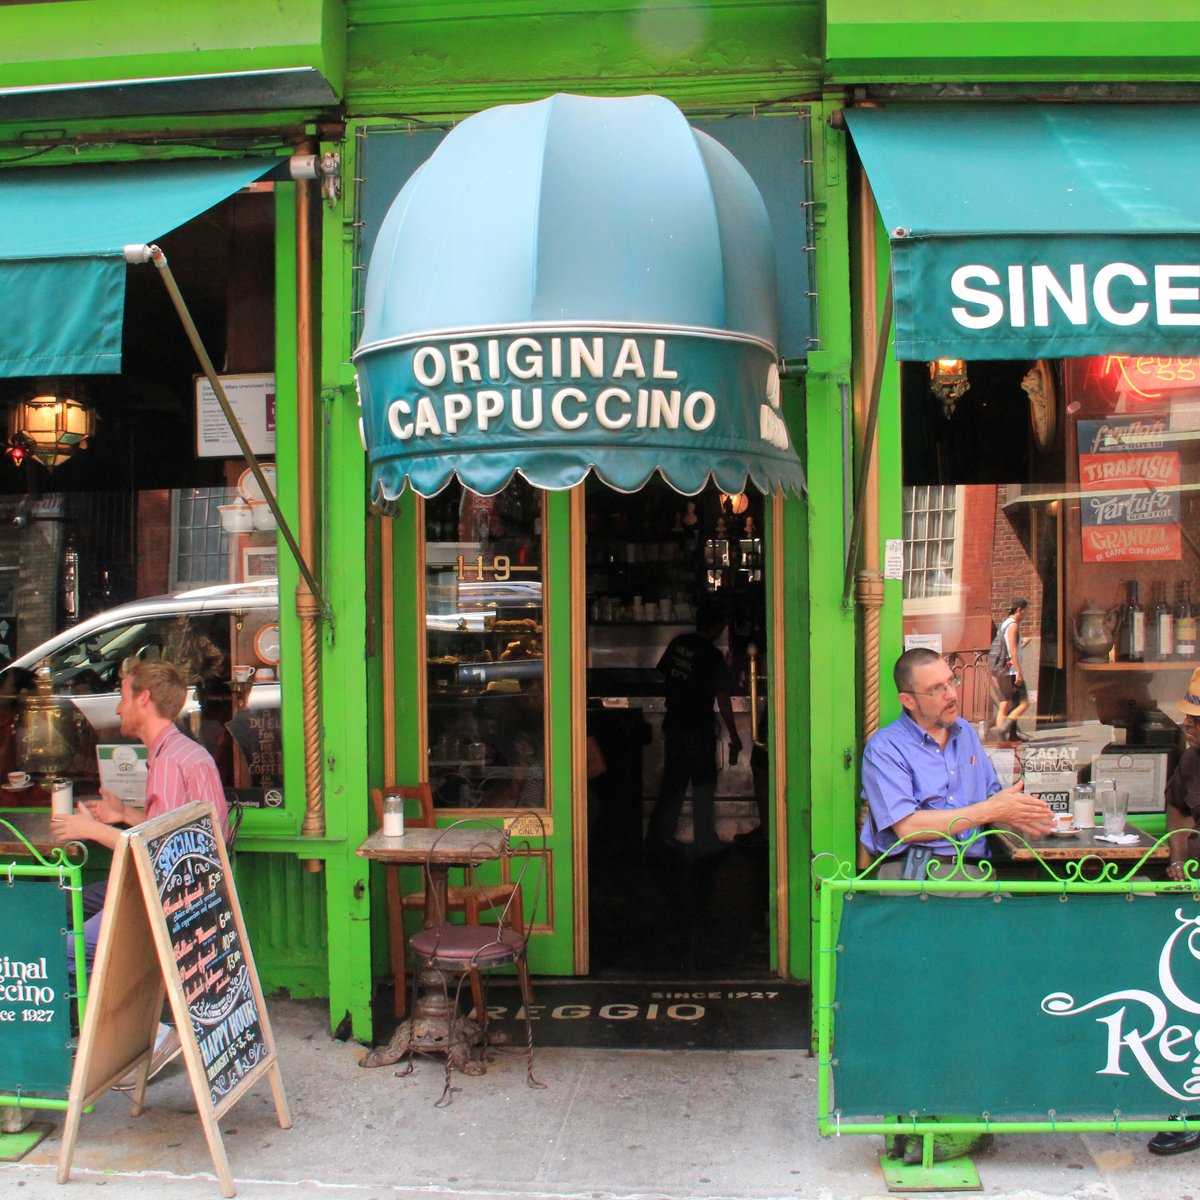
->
xmin=58 ymin=801 xmax=290 ymax=1198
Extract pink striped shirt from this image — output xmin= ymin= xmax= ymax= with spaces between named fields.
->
xmin=145 ymin=724 xmax=230 ymax=843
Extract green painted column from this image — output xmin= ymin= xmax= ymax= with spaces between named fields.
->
xmin=316 ymin=128 xmax=374 ymax=1041
xmin=803 ymin=99 xmax=859 ymax=984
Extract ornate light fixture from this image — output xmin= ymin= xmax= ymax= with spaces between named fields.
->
xmin=7 ymin=379 xmax=96 ymax=468
xmin=928 ymin=358 xmax=970 ymax=418
xmin=719 ymin=492 xmax=750 ymax=515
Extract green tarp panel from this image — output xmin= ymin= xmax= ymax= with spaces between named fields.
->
xmin=835 ymin=891 xmax=1200 ymax=1119
xmin=845 ymin=104 xmax=1200 ymax=361
xmin=0 ymin=157 xmax=279 ymax=377
xmin=0 ymin=879 xmax=73 ymax=1095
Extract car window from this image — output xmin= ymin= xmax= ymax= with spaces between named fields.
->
xmin=42 ymin=616 xmax=185 ymax=695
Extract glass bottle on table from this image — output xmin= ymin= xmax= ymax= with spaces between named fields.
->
xmin=1117 ymin=580 xmax=1145 ymax=663
xmin=1177 ymin=581 xmax=1198 ymax=660
xmin=1153 ymin=581 xmax=1175 ymax=662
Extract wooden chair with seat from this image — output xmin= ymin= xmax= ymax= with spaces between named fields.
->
xmin=403 ymin=813 xmax=547 ymax=1106
xmin=370 ymin=786 xmax=523 ymax=1020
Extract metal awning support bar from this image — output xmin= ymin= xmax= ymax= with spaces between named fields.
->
xmin=126 ymin=242 xmax=330 ymax=619
xmin=842 ymin=275 xmax=892 ymax=603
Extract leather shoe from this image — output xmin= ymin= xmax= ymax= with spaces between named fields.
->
xmin=1148 ymin=1127 xmax=1200 ymax=1155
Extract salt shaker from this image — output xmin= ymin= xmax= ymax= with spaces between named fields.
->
xmin=382 ymin=793 xmax=405 ymax=838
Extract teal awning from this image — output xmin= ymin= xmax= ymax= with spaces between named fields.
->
xmin=0 ymin=157 xmax=278 ymax=377
xmin=354 ymin=93 xmax=806 ymax=500
xmin=845 ymin=105 xmax=1200 ymax=360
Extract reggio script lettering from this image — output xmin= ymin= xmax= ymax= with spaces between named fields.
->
xmin=1042 ymin=910 xmax=1200 ymax=1101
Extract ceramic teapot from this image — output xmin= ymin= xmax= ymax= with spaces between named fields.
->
xmin=1072 ymin=603 xmax=1117 ymax=662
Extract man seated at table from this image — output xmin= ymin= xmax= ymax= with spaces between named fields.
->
xmin=861 ymin=648 xmax=1054 ymax=878
xmin=52 ymin=657 xmax=229 ymax=1086
xmin=1145 ymin=667 xmax=1200 ymax=1156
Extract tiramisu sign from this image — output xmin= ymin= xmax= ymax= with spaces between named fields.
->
xmin=1077 ymin=414 xmax=1180 ymax=563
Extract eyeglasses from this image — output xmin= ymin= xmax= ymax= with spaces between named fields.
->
xmin=906 ymin=676 xmax=961 ymax=700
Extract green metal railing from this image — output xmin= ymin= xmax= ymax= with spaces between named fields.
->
xmin=814 ymin=828 xmax=1200 ymax=1163
xmin=0 ymin=820 xmax=88 ymax=1126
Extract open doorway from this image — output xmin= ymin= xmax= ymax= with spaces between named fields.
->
xmin=583 ymin=476 xmax=771 ymax=979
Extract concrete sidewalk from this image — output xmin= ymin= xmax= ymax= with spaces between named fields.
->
xmin=0 ymin=996 xmax=1188 ymax=1200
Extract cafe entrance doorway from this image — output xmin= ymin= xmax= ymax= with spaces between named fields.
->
xmin=583 ymin=476 xmax=771 ymax=979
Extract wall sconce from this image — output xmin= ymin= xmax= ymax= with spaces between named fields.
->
xmin=7 ymin=380 xmax=96 ymax=468
xmin=928 ymin=358 xmax=970 ymax=418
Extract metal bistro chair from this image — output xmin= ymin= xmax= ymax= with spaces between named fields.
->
xmin=370 ymin=786 xmax=523 ymax=1020
xmin=404 ymin=814 xmax=547 ymax=1106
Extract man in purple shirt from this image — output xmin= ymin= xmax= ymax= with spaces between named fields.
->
xmin=861 ymin=648 xmax=1053 ymax=877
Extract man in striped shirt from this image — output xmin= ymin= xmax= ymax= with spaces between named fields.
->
xmin=53 ymin=658 xmax=230 ymax=1075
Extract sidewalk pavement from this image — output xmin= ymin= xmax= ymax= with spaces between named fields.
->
xmin=1 ymin=996 xmax=1191 ymax=1200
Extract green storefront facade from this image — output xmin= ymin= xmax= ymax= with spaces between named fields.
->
xmin=0 ymin=2 xmax=1197 ymax=1043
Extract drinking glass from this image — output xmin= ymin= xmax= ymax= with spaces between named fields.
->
xmin=1101 ymin=788 xmax=1129 ymax=837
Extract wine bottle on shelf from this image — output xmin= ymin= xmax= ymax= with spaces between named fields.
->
xmin=1117 ymin=579 xmax=1145 ymax=663
xmin=1177 ymin=581 xmax=1198 ymax=659
xmin=1153 ymin=581 xmax=1175 ymax=661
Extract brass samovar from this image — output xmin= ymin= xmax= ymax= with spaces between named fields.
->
xmin=15 ymin=666 xmax=75 ymax=778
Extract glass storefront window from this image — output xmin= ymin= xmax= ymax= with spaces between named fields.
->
xmin=423 ymin=477 xmax=546 ymax=810
xmin=0 ymin=184 xmax=283 ymax=811
xmin=901 ymin=355 xmax=1200 ymax=820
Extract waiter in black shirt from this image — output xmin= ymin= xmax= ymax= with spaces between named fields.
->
xmin=647 ymin=599 xmax=742 ymax=855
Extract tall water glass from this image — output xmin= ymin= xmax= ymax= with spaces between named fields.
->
xmin=1101 ymin=788 xmax=1129 ymax=837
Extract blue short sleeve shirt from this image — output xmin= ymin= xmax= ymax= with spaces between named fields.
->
xmin=860 ymin=712 xmax=1001 ymax=860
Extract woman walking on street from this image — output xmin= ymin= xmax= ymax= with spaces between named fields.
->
xmin=991 ymin=597 xmax=1030 ymax=742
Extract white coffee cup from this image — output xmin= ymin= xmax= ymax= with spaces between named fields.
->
xmin=233 ymin=664 xmax=256 ymax=683
xmin=1054 ymin=811 xmax=1075 ymax=833
xmin=6 ymin=770 xmax=29 ymax=787
xmin=256 ymin=667 xmax=275 ymax=682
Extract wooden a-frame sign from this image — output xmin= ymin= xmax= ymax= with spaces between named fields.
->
xmin=57 ymin=801 xmax=291 ymax=1197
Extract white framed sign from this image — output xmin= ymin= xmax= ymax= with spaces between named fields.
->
xmin=96 ymin=743 xmax=148 ymax=805
xmin=194 ymin=372 xmax=276 ymax=458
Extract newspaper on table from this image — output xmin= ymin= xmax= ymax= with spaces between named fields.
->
xmin=96 ymin=744 xmax=149 ymax=807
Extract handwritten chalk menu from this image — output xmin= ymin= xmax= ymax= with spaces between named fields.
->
xmin=145 ymin=814 xmax=267 ymax=1104
xmin=58 ymin=802 xmax=290 ymax=1198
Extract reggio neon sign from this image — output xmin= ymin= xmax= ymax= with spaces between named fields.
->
xmin=1096 ymin=355 xmax=1200 ymax=400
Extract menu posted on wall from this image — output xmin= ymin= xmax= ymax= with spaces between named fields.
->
xmin=142 ymin=808 xmax=269 ymax=1107
xmin=1077 ymin=414 xmax=1181 ymax=563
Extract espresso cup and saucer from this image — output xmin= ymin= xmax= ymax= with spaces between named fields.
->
xmin=3 ymin=770 xmax=32 ymax=791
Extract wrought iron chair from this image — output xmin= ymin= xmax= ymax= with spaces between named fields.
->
xmin=403 ymin=814 xmax=546 ymax=1106
xmin=370 ymin=787 xmax=523 ymax=1019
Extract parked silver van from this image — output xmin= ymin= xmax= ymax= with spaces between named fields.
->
xmin=0 ymin=581 xmax=281 ymax=807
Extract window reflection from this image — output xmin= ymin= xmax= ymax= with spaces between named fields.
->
xmin=423 ymin=478 xmax=546 ymax=809
xmin=901 ymin=357 xmax=1200 ymax=820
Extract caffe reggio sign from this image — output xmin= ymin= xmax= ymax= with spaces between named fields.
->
xmin=356 ymin=325 xmax=799 ymax=499
xmin=833 ymin=892 xmax=1200 ymax=1119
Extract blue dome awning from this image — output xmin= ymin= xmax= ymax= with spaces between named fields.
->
xmin=354 ymin=93 xmax=805 ymax=501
